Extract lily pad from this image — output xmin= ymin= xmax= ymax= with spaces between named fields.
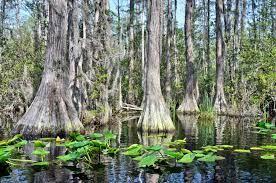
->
xmin=146 ymin=145 xmax=163 ymax=152
xmin=233 ymin=149 xmax=251 ymax=153
xmin=178 ymin=153 xmax=195 ymax=164
xmin=138 ymin=154 xmax=158 ymax=168
xmin=271 ymin=134 xmax=276 ymax=140
xmin=164 ymin=149 xmax=183 ymax=160
xmin=32 ymin=161 xmax=49 ymax=166
xmin=260 ymin=154 xmax=275 ymax=160
xmin=260 ymin=145 xmax=276 ymax=151
xmin=32 ymin=149 xmax=50 ymax=156
xmin=34 ymin=140 xmax=46 ymax=148
xmin=90 ymin=133 xmax=104 ymax=139
xmin=250 ymin=147 xmax=264 ymax=151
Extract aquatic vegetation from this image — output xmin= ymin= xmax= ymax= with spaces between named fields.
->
xmin=260 ymin=145 xmax=276 ymax=151
xmin=272 ymin=134 xmax=276 ymax=140
xmin=260 ymin=154 xmax=275 ymax=160
xmin=234 ymin=149 xmax=251 ymax=153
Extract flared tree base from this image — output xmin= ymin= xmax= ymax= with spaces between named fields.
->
xmin=138 ymin=98 xmax=175 ymax=133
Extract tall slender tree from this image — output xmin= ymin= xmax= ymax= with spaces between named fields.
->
xmin=165 ymin=0 xmax=172 ymax=104
xmin=138 ymin=0 xmax=175 ymax=132
xmin=128 ymin=0 xmax=135 ymax=103
xmin=15 ymin=0 xmax=83 ymax=136
xmin=214 ymin=0 xmax=228 ymax=113
xmin=178 ymin=0 xmax=199 ymax=114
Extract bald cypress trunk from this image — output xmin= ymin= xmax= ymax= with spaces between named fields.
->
xmin=214 ymin=0 xmax=228 ymax=113
xmin=15 ymin=0 xmax=83 ymax=137
xmin=165 ymin=0 xmax=172 ymax=104
xmin=138 ymin=0 xmax=175 ymax=133
xmin=178 ymin=0 xmax=199 ymax=114
xmin=128 ymin=0 xmax=135 ymax=103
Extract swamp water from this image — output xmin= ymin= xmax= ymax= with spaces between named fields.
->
xmin=0 ymin=115 xmax=275 ymax=183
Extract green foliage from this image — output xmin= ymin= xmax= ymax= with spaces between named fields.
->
xmin=233 ymin=149 xmax=251 ymax=153
xmin=138 ymin=154 xmax=159 ymax=168
xmin=33 ymin=140 xmax=46 ymax=148
xmin=178 ymin=153 xmax=195 ymax=164
xmin=260 ymin=154 xmax=275 ymax=160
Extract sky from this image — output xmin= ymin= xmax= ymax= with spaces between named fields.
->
xmin=109 ymin=0 xmax=186 ymax=28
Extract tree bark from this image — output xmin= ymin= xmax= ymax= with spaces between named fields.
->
xmin=173 ymin=0 xmax=179 ymax=85
xmin=178 ymin=0 xmax=199 ymax=114
xmin=138 ymin=0 xmax=175 ymax=133
xmin=214 ymin=0 xmax=228 ymax=113
xmin=128 ymin=0 xmax=135 ymax=104
xmin=233 ymin=0 xmax=240 ymax=75
xmin=165 ymin=0 xmax=172 ymax=104
xmin=240 ymin=0 xmax=247 ymax=49
xmin=15 ymin=0 xmax=83 ymax=137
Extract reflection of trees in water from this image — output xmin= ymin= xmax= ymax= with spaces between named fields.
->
xmin=33 ymin=167 xmax=77 ymax=183
xmin=177 ymin=114 xmax=199 ymax=149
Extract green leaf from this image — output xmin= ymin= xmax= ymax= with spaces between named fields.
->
xmin=76 ymin=135 xmax=86 ymax=141
xmin=145 ymin=145 xmax=162 ymax=152
xmin=14 ymin=140 xmax=27 ymax=148
xmin=57 ymin=152 xmax=81 ymax=162
xmin=138 ymin=154 xmax=158 ymax=168
xmin=181 ymin=149 xmax=192 ymax=154
xmin=34 ymin=140 xmax=46 ymax=148
xmin=123 ymin=144 xmax=143 ymax=156
xmin=64 ymin=141 xmax=90 ymax=149
xmin=216 ymin=145 xmax=234 ymax=149
xmin=198 ymin=153 xmax=217 ymax=162
xmin=260 ymin=145 xmax=276 ymax=150
xmin=32 ymin=149 xmax=50 ymax=156
xmin=233 ymin=149 xmax=251 ymax=153
xmin=260 ymin=154 xmax=275 ymax=160
xmin=250 ymin=147 xmax=264 ymax=151
xmin=104 ymin=131 xmax=116 ymax=140
xmin=178 ymin=153 xmax=195 ymax=164
xmin=271 ymin=134 xmax=276 ymax=140
xmin=164 ymin=149 xmax=183 ymax=160
xmin=90 ymin=133 xmax=103 ymax=139
xmin=32 ymin=161 xmax=49 ymax=166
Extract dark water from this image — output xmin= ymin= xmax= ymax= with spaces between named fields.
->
xmin=0 ymin=115 xmax=276 ymax=183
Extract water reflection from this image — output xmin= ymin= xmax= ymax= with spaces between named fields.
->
xmin=1 ymin=116 xmax=276 ymax=183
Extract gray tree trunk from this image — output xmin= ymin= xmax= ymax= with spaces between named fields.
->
xmin=128 ymin=0 xmax=135 ymax=104
xmin=138 ymin=0 xmax=175 ymax=133
xmin=165 ymin=0 xmax=172 ymax=104
xmin=240 ymin=0 xmax=247 ymax=49
xmin=214 ymin=0 xmax=228 ymax=113
xmin=173 ymin=0 xmax=179 ymax=85
xmin=233 ymin=0 xmax=240 ymax=75
xmin=15 ymin=0 xmax=83 ymax=137
xmin=178 ymin=0 xmax=199 ymax=114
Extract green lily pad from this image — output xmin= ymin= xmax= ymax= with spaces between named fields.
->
xmin=250 ymin=147 xmax=264 ymax=151
xmin=216 ymin=145 xmax=234 ymax=149
xmin=34 ymin=140 xmax=46 ymax=148
xmin=260 ymin=154 xmax=275 ymax=160
xmin=178 ymin=153 xmax=195 ymax=164
xmin=164 ymin=149 xmax=183 ymax=160
xmin=104 ymin=131 xmax=117 ymax=140
xmin=90 ymin=133 xmax=104 ymax=139
xmin=271 ymin=134 xmax=276 ymax=140
xmin=260 ymin=145 xmax=276 ymax=150
xmin=233 ymin=149 xmax=251 ymax=153
xmin=146 ymin=145 xmax=163 ymax=152
xmin=32 ymin=149 xmax=50 ymax=156
xmin=138 ymin=154 xmax=158 ymax=168
xmin=32 ymin=161 xmax=49 ymax=166
xmin=198 ymin=153 xmax=216 ymax=162
xmin=57 ymin=152 xmax=81 ymax=162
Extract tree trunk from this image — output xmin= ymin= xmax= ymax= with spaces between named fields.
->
xmin=165 ymin=0 xmax=172 ymax=104
xmin=233 ymin=0 xmax=240 ymax=75
xmin=138 ymin=0 xmax=175 ymax=133
xmin=128 ymin=0 xmax=135 ymax=104
xmin=214 ymin=0 xmax=228 ymax=113
xmin=141 ymin=0 xmax=145 ymax=93
xmin=178 ymin=0 xmax=199 ymax=114
xmin=15 ymin=0 xmax=83 ymax=137
xmin=173 ymin=0 xmax=179 ymax=85
xmin=240 ymin=0 xmax=247 ymax=49
xmin=206 ymin=0 xmax=211 ymax=95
